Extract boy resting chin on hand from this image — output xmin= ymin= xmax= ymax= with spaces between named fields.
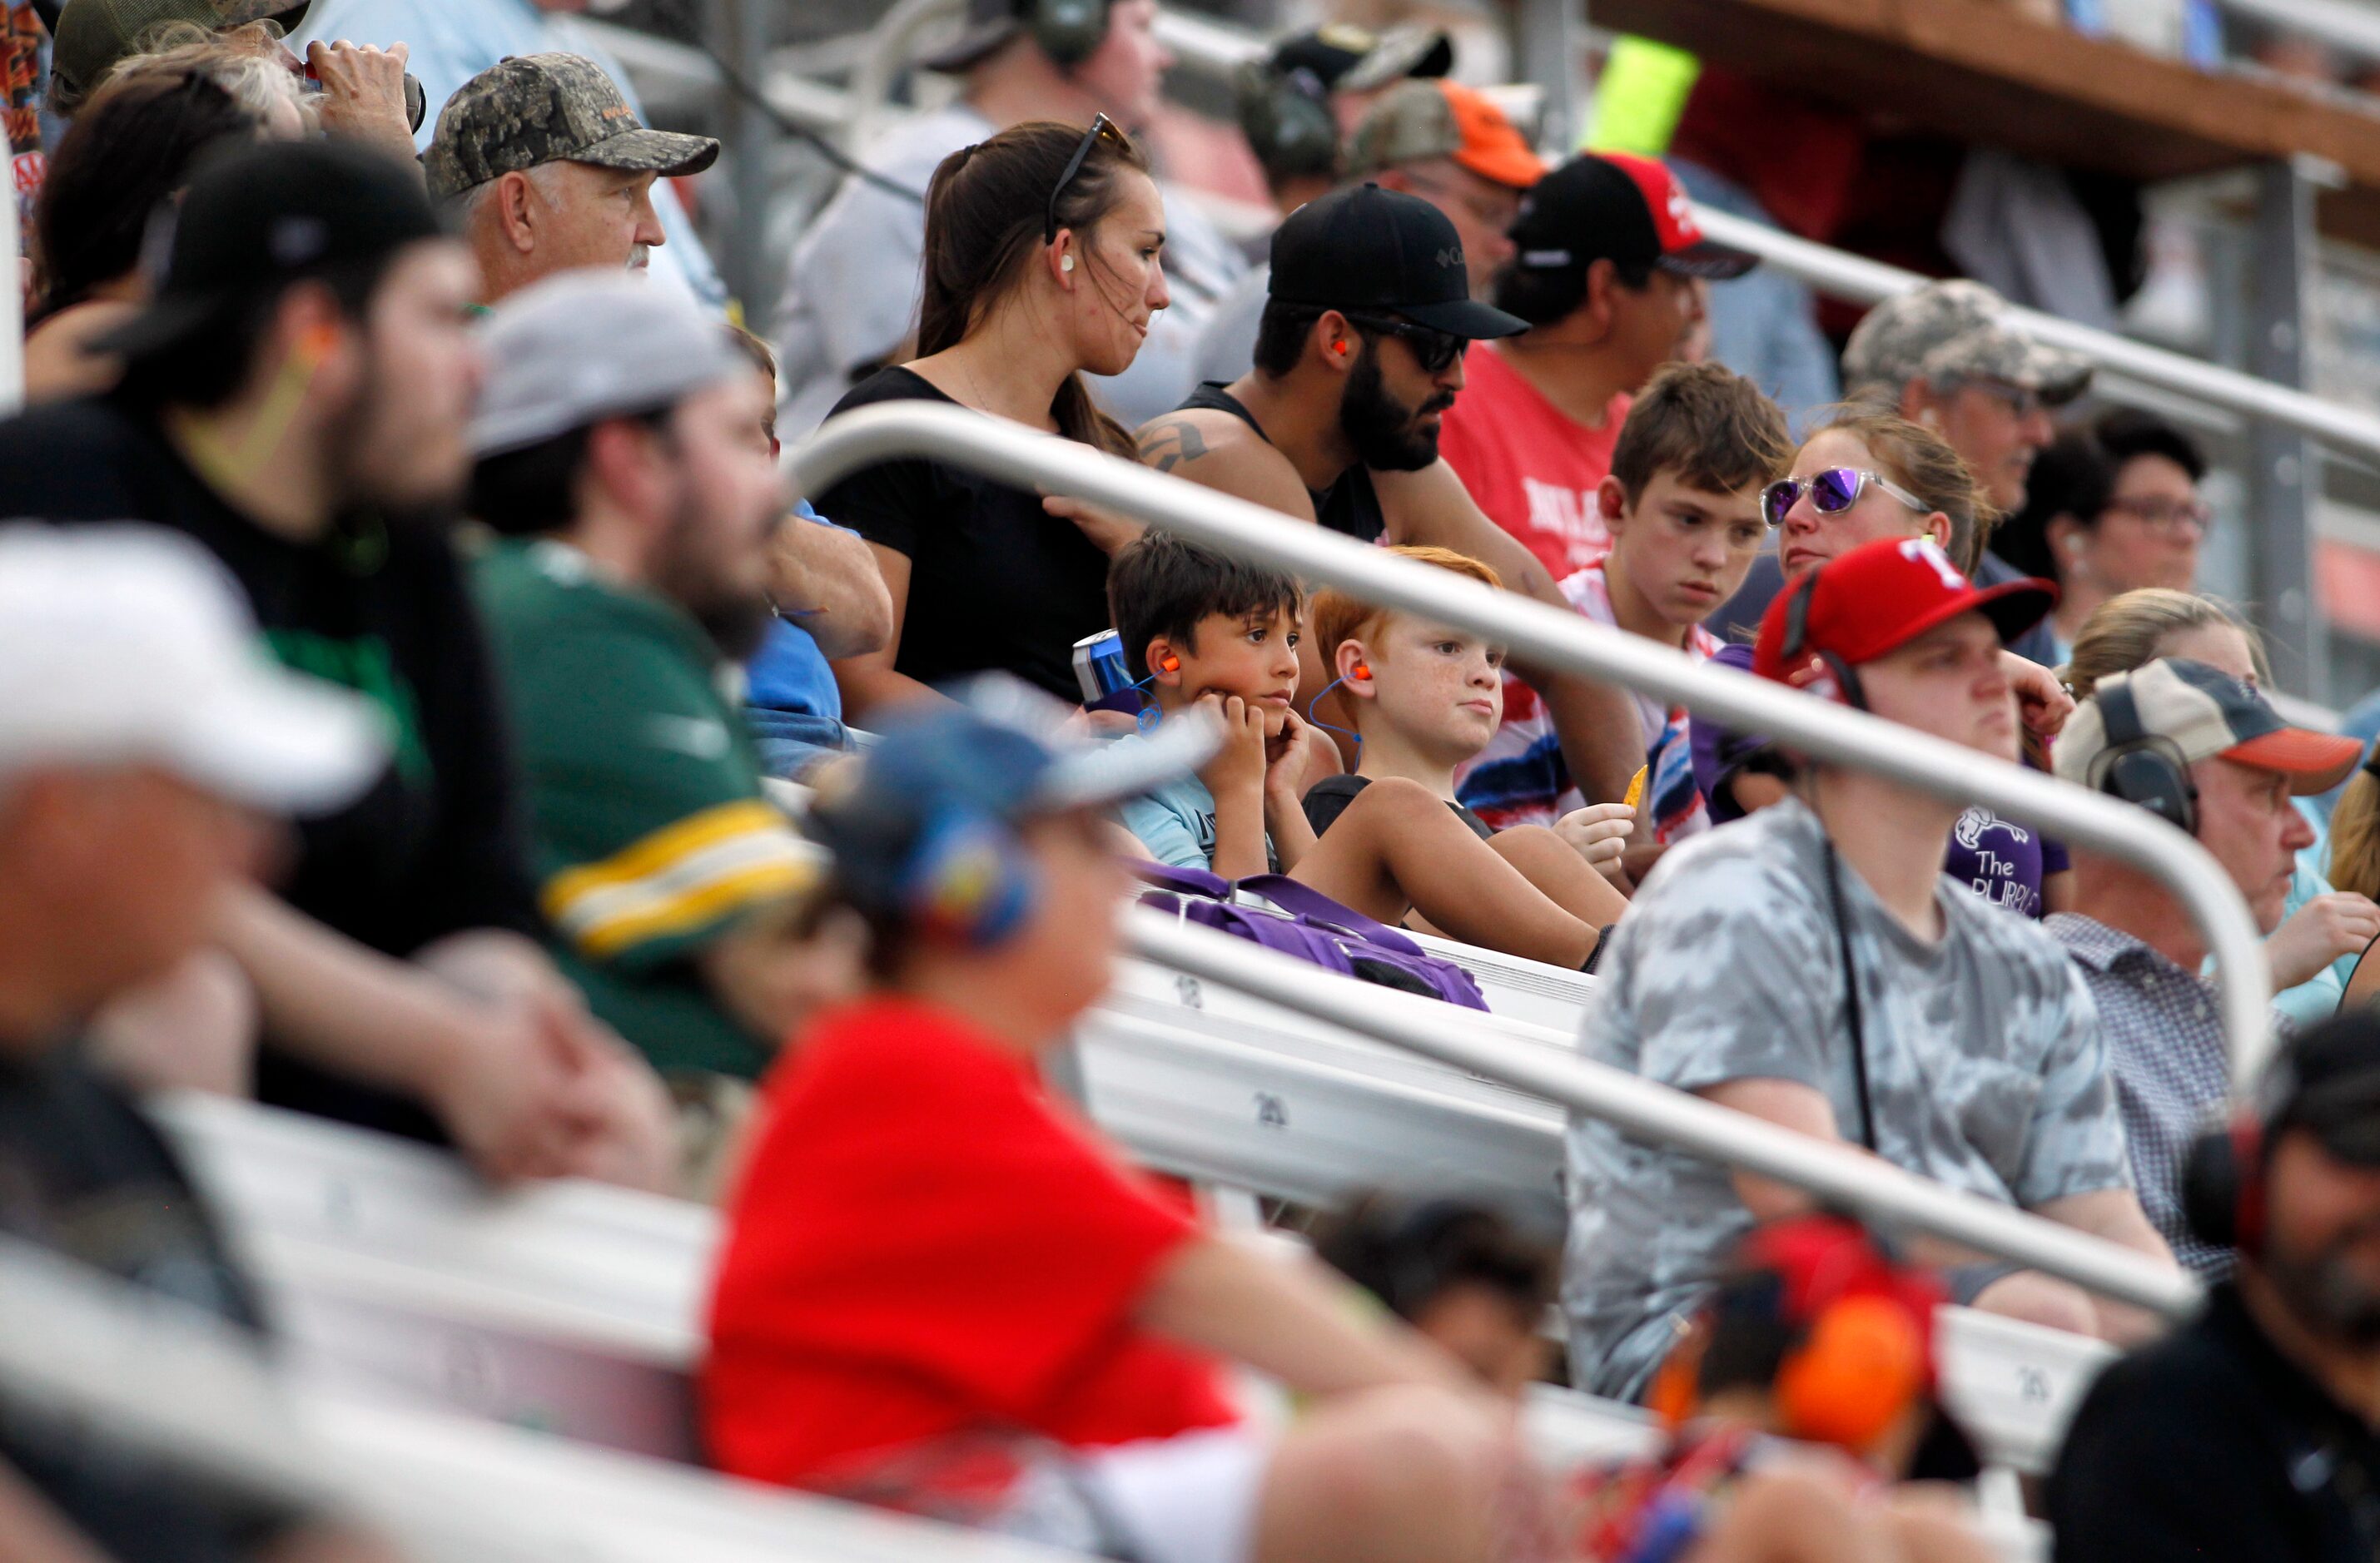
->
xmin=1111 ymin=533 xmax=1612 ymax=971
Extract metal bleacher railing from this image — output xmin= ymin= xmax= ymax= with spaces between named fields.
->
xmin=788 ymin=403 xmax=2250 ymax=1320
xmin=0 ymin=1228 xmax=1093 ymax=1563
xmin=145 ymin=1089 xmax=2051 ymax=1559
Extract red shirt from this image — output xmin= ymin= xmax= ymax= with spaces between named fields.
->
xmin=1437 ymin=343 xmax=1629 ymax=582
xmin=701 ymin=996 xmax=1240 ymax=1491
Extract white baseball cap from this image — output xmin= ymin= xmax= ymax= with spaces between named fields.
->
xmin=0 ymin=525 xmax=390 ymax=813
xmin=469 ymin=270 xmax=748 ymax=459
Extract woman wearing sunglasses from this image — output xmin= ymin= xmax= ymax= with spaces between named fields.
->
xmin=1693 ymin=409 xmax=2078 ymax=919
xmin=821 ymin=116 xmax=1172 ymax=719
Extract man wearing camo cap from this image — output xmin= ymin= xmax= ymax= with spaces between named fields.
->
xmin=426 ymin=51 xmax=718 ymax=306
xmin=1842 ymin=279 xmax=2093 ymax=518
xmin=1839 ymin=278 xmax=2094 ymax=667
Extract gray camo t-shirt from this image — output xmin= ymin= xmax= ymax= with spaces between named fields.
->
xmin=1563 ymin=797 xmax=2131 ymax=1400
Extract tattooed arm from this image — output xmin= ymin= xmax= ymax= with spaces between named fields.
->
xmin=1133 ymin=413 xmax=1318 ymax=521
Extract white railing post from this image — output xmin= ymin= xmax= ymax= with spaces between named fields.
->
xmin=1127 ymin=911 xmax=2201 ymax=1319
xmin=785 ymin=403 xmax=2276 ymax=1094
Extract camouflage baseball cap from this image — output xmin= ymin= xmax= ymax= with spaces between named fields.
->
xmin=50 ymin=0 xmax=310 ymax=110
xmin=1840 ymin=280 xmax=2092 ymax=404
xmin=424 ymin=52 xmax=718 ymax=203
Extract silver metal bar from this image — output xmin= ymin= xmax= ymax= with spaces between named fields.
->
xmin=2247 ymin=160 xmax=2327 ymax=697
xmin=1130 ymin=911 xmax=2198 ymax=1317
xmin=1690 ymin=203 xmax=2380 ymax=471
xmin=1513 ymin=0 xmax=1587 ymax=156
xmin=786 ymin=401 xmax=2276 ymax=1090
xmin=1152 ymin=7 xmax=1265 ymax=73
xmin=1128 ymin=913 xmax=2189 ymax=1312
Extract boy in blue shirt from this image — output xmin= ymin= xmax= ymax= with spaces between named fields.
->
xmin=1111 ymin=533 xmax=1608 ymax=969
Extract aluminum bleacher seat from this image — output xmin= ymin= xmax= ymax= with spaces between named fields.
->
xmin=0 ymin=1229 xmax=1097 ymax=1563
xmin=161 ymin=936 xmax=2115 ymax=1487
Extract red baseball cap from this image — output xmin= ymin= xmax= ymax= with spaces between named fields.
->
xmin=1752 ymin=535 xmax=2057 ymax=687
xmin=1508 ymin=151 xmax=1759 ymax=282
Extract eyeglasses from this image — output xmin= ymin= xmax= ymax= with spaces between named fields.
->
xmin=1342 ymin=312 xmax=1467 ymax=375
xmin=1960 ymin=378 xmax=2046 ymax=419
xmin=2102 ymin=495 xmax=2214 ymax=533
xmin=1760 ymin=468 xmax=1930 ymax=529
xmin=1045 ymin=113 xmax=1126 ymax=246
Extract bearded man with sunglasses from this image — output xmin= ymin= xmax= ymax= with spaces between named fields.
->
xmin=1135 ymin=183 xmax=1655 ymax=801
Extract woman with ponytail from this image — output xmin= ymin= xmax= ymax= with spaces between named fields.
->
xmin=820 ymin=117 xmax=1172 ymax=718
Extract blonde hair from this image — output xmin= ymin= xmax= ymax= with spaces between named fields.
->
xmin=1309 ymin=545 xmax=1502 ymax=677
xmin=2333 ymin=771 xmax=2380 ymax=901
xmin=2062 ymin=588 xmax=2270 ymax=701
xmin=1801 ymin=406 xmax=2000 ymax=575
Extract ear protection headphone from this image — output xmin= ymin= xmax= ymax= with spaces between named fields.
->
xmin=810 ymin=781 xmax=1039 ymax=950
xmin=2084 ymin=675 xmax=2199 ymax=835
xmin=1304 ymin=650 xmax=1371 ymax=756
xmin=295 ymin=321 xmax=340 ymax=367
xmin=2182 ymin=1049 xmax=2303 ymax=1257
xmin=1026 ymin=0 xmax=1112 ymax=68
xmin=1647 ymin=1217 xmax=1937 ymax=1456
xmin=2183 ymin=1113 xmax=2272 ymax=1256
xmin=1234 ymin=57 xmax=1340 ymax=188
xmin=1778 ymin=568 xmax=1865 ymax=711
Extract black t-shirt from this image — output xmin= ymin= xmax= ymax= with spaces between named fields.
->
xmin=0 ymin=396 xmax=541 ymax=1139
xmin=2047 ymin=1283 xmax=2380 ymax=1562
xmin=0 ymin=1047 xmax=292 ymax=1562
xmin=1176 ymin=382 xmax=1387 ymax=544
xmin=817 ymin=368 xmax=1114 ymax=703
xmin=1303 ymin=773 xmax=1492 ymax=841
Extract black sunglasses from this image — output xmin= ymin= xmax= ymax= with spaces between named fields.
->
xmin=1045 ymin=113 xmax=1126 ymax=246
xmin=1342 ymin=311 xmax=1466 ymax=375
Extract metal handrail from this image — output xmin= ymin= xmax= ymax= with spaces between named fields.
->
xmin=1 ymin=168 xmax=21 ymax=418
xmin=786 ymin=401 xmax=2276 ymax=1099
xmin=1129 ymin=911 xmax=2198 ymax=1317
xmin=1689 ymin=203 xmax=2380 ymax=471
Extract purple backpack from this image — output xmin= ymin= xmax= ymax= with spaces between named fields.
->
xmin=1130 ymin=861 xmax=1491 ymax=1012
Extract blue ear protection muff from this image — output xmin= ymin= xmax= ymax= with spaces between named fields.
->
xmin=901 ymin=804 xmax=1039 ymax=947
xmin=1027 ymin=0 xmax=1112 ymax=67
xmin=1780 ymin=570 xmax=1865 ymax=712
xmin=812 ymin=783 xmax=1040 ymax=950
xmin=2085 ymin=676 xmax=2199 ymax=835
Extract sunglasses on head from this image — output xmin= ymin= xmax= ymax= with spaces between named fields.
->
xmin=1341 ymin=312 xmax=1466 ymax=375
xmin=1045 ymin=113 xmax=1129 ymax=247
xmin=1760 ymin=468 xmax=1930 ymax=529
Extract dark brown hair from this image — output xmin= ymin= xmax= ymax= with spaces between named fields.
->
xmin=917 ymin=120 xmax=1150 ymax=460
xmin=34 ymin=65 xmax=266 ymax=320
xmin=1609 ymin=361 xmax=1791 ymax=505
xmin=1107 ymin=531 xmax=1304 ymax=682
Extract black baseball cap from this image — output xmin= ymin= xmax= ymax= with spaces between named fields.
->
xmin=1269 ymin=22 xmax=1452 ymax=96
xmin=1508 ymin=151 xmax=1758 ymax=283
xmin=1268 ymin=183 xmax=1528 ymax=340
xmin=93 ymin=139 xmax=445 ymax=362
xmin=2268 ymin=1013 xmax=2380 ymax=1166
